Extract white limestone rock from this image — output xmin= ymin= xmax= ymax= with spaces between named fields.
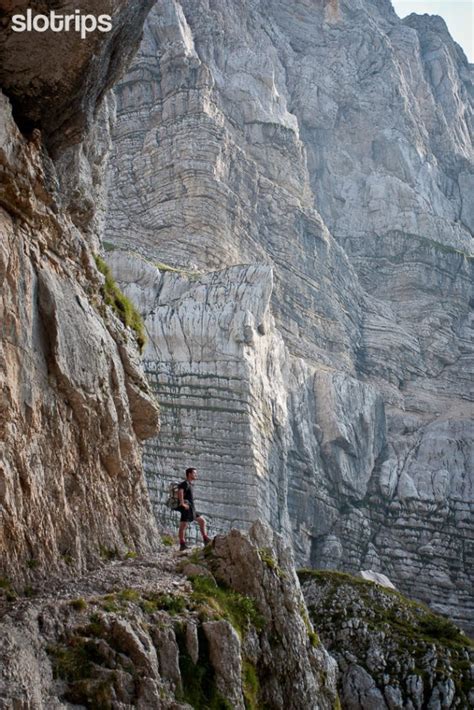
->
xmin=105 ymin=0 xmax=473 ymax=631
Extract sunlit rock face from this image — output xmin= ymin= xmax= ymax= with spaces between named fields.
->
xmin=0 ymin=1 xmax=159 ymax=584
xmin=106 ymin=0 xmax=473 ymax=631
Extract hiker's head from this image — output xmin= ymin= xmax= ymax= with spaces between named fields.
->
xmin=185 ymin=467 xmax=197 ymax=481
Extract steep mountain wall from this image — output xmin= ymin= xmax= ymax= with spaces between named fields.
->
xmin=0 ymin=1 xmax=159 ymax=584
xmin=105 ymin=0 xmax=473 ymax=632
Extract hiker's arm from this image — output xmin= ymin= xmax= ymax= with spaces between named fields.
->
xmin=178 ymin=488 xmax=189 ymax=508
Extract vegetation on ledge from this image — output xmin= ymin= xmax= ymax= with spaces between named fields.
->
xmin=94 ymin=254 xmax=146 ymax=352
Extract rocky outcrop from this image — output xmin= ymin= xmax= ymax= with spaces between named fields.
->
xmin=105 ymin=0 xmax=473 ymax=631
xmin=0 ymin=2 xmax=158 ymax=585
xmin=0 ymin=523 xmax=338 ymax=709
xmin=300 ymin=569 xmax=474 ymax=710
xmin=0 ymin=1 xmax=154 ymax=158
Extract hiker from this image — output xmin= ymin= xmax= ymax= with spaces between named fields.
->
xmin=177 ymin=467 xmax=210 ymax=551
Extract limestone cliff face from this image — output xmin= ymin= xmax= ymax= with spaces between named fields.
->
xmin=0 ymin=1 xmax=159 ymax=584
xmin=105 ymin=0 xmax=473 ymax=631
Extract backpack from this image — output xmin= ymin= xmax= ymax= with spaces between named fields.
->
xmin=165 ymin=482 xmax=182 ymax=510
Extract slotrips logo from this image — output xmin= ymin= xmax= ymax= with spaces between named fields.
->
xmin=11 ymin=9 xmax=113 ymax=40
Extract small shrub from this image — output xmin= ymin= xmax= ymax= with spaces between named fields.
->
xmin=117 ymin=588 xmax=140 ymax=603
xmin=156 ymin=593 xmax=187 ymax=615
xmin=70 ymin=598 xmax=88 ymax=612
xmin=0 ymin=577 xmax=16 ymax=601
xmin=161 ymin=534 xmax=175 ymax=547
xmin=419 ymin=615 xmax=464 ymax=644
xmin=99 ymin=546 xmax=119 ymax=561
xmin=140 ymin=599 xmax=159 ymax=615
xmin=47 ymin=639 xmax=103 ymax=682
xmin=86 ymin=613 xmax=106 ymax=637
xmin=101 ymin=598 xmax=119 ymax=613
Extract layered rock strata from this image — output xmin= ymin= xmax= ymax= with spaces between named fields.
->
xmin=0 ymin=1 xmax=158 ymax=584
xmin=107 ymin=251 xmax=292 ymax=538
xmin=105 ymin=0 xmax=473 ymax=631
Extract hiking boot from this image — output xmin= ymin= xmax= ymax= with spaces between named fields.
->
xmin=179 ymin=542 xmax=188 ymax=551
xmin=203 ymin=537 xmax=211 ymax=547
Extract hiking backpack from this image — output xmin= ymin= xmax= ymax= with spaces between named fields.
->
xmin=165 ymin=482 xmax=181 ymax=510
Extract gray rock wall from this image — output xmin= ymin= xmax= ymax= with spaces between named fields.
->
xmin=105 ymin=0 xmax=473 ymax=631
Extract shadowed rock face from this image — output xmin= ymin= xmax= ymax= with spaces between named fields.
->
xmin=0 ymin=0 xmax=154 ymax=157
xmin=105 ymin=0 xmax=473 ymax=632
xmin=0 ymin=1 xmax=158 ymax=584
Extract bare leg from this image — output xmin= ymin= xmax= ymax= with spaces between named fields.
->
xmin=178 ymin=521 xmax=188 ymax=545
xmin=196 ymin=516 xmax=209 ymax=542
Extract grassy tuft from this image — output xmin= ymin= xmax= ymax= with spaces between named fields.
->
xmin=242 ymin=659 xmax=261 ymax=709
xmin=117 ymin=588 xmax=140 ymax=604
xmin=99 ymin=546 xmax=119 ymax=561
xmin=190 ymin=575 xmax=264 ymax=635
xmin=95 ymin=255 xmax=146 ymax=352
xmin=47 ymin=638 xmax=103 ymax=682
xmin=70 ymin=598 xmax=88 ymax=612
xmin=259 ymin=547 xmax=287 ymax=579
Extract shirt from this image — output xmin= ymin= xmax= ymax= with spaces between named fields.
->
xmin=178 ymin=480 xmax=194 ymax=507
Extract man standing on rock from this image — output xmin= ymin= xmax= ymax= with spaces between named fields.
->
xmin=177 ymin=467 xmax=210 ymax=551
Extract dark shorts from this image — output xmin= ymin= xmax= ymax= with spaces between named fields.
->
xmin=179 ymin=506 xmax=201 ymax=523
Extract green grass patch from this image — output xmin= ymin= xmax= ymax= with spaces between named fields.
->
xmin=138 ymin=592 xmax=187 ymax=616
xmin=48 ymin=638 xmax=104 ymax=682
xmin=258 ymin=547 xmax=287 ymax=579
xmin=70 ymin=598 xmax=88 ymax=612
xmin=161 ymin=534 xmax=175 ymax=547
xmin=99 ymin=545 xmax=119 ymax=561
xmin=0 ymin=577 xmax=16 ymax=601
xmin=117 ymin=588 xmax=140 ymax=604
xmin=95 ymin=255 xmax=146 ymax=352
xmin=242 ymin=659 xmax=261 ymax=710
xmin=100 ymin=595 xmax=120 ymax=613
xmin=299 ymin=603 xmax=320 ymax=648
xmin=155 ymin=261 xmax=185 ymax=273
xmin=190 ymin=575 xmax=264 ymax=636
